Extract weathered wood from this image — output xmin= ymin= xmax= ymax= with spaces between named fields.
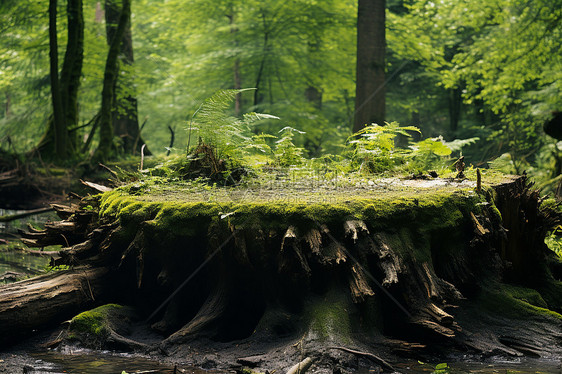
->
xmin=0 ymin=267 xmax=109 ymax=347
xmin=373 ymin=235 xmax=401 ymax=286
xmin=279 ymin=226 xmax=311 ymax=275
xmin=304 ymin=226 xmax=324 ymax=256
xmin=56 ymin=238 xmax=96 ymax=266
xmin=470 ymin=212 xmax=489 ymax=236
xmin=51 ymin=203 xmax=79 ymax=220
xmin=343 ymin=220 xmax=369 ymax=242
xmin=80 ymin=179 xmax=113 ymax=193
xmin=349 ymin=263 xmax=375 ymax=303
xmin=411 ymin=318 xmax=456 ymax=338
xmin=422 ymin=303 xmax=454 ymax=326
xmin=286 ymin=357 xmax=314 ymax=374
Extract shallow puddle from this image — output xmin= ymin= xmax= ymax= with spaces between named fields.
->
xmin=0 ymin=209 xmax=58 ymax=282
xmin=391 ymin=356 xmax=562 ymax=373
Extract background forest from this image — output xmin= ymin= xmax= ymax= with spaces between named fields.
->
xmin=1 ymin=0 xmax=561 ymax=190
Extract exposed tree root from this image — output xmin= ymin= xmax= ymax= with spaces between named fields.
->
xmin=328 ymin=347 xmax=395 ymax=372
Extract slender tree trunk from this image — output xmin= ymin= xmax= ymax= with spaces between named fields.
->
xmin=60 ymin=0 xmax=84 ymax=151
xmin=353 ymin=0 xmax=386 ymax=133
xmin=305 ymin=39 xmax=322 ymax=110
xmin=4 ymin=92 xmax=10 ymax=118
xmin=254 ymin=11 xmax=269 ymax=108
xmin=39 ymin=0 xmax=84 ymax=160
xmin=234 ymin=59 xmax=242 ymax=115
xmin=227 ymin=12 xmax=242 ymax=116
xmin=448 ymin=87 xmax=462 ymax=132
xmin=95 ymin=0 xmax=131 ymax=160
xmin=48 ymin=0 xmax=67 ymax=159
xmin=105 ymin=0 xmax=144 ymax=155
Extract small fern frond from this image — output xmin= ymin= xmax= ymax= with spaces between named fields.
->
xmin=186 ymin=88 xmax=279 ymax=163
xmin=195 ymin=88 xmax=255 ymax=124
xmin=444 ymin=137 xmax=479 ymax=152
xmin=243 ymin=112 xmax=280 ymax=125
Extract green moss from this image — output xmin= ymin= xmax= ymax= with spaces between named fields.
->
xmin=538 ymin=280 xmax=562 ymax=312
xmin=99 ymin=183 xmax=485 ymax=233
xmin=69 ymin=304 xmax=125 ymax=339
xmin=307 ymin=290 xmax=352 ymax=342
xmin=479 ymin=284 xmax=562 ymax=320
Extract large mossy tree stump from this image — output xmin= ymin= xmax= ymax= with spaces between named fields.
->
xmin=1 ymin=174 xmax=561 ymax=372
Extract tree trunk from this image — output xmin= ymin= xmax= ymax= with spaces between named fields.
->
xmin=60 ymin=0 xmax=84 ymax=151
xmin=448 ymin=87 xmax=462 ymax=132
xmin=353 ymin=0 xmax=386 ymax=133
xmin=39 ymin=0 xmax=84 ymax=160
xmin=48 ymin=0 xmax=67 ymax=159
xmin=95 ymin=0 xmax=131 ymax=161
xmin=227 ymin=12 xmax=242 ymax=117
xmin=305 ymin=86 xmax=322 ymax=110
xmin=4 ymin=92 xmax=10 ymax=118
xmin=305 ymin=39 xmax=322 ymax=110
xmin=105 ymin=0 xmax=146 ymax=155
xmin=254 ymin=10 xmax=269 ymax=108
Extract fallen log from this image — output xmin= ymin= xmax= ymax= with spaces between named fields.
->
xmin=0 ymin=267 xmax=110 ymax=347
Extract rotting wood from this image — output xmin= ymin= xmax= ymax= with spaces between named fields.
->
xmin=80 ymin=179 xmax=113 ymax=193
xmin=304 ymin=226 xmax=324 ymax=256
xmin=470 ymin=212 xmax=489 ymax=236
xmin=0 ymin=267 xmax=109 ymax=347
xmin=344 ymin=220 xmax=369 ymax=242
xmin=421 ymin=262 xmax=440 ymax=300
xmin=56 ymin=239 xmax=95 ymax=266
xmin=373 ymin=236 xmax=401 ymax=286
xmin=349 ymin=263 xmax=375 ymax=303
xmin=421 ymin=303 xmax=454 ymax=326
xmin=51 ymin=203 xmax=80 ymax=220
xmin=3 ymin=173 xmax=562 ymax=364
xmin=286 ymin=357 xmax=314 ymax=374
xmin=280 ymin=226 xmax=311 ymax=275
xmin=320 ymin=241 xmax=347 ymax=266
xmin=411 ymin=318 xmax=456 ymax=338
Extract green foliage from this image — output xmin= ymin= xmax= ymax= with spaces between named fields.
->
xmin=187 ymin=88 xmax=279 ymax=161
xmin=348 ymin=122 xmax=420 ymax=173
xmin=273 ymin=127 xmax=306 ymax=167
xmin=432 ymin=362 xmax=451 ymax=374
xmin=545 ymin=225 xmax=562 ymax=259
xmin=3 ymin=0 xmax=560 ymax=188
xmin=44 ymin=264 xmax=70 ymax=273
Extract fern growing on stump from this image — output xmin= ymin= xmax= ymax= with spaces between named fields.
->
xmin=185 ymin=88 xmax=278 ymax=182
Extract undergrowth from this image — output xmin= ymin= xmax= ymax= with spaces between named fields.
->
xmin=113 ymin=88 xmax=480 ymax=189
